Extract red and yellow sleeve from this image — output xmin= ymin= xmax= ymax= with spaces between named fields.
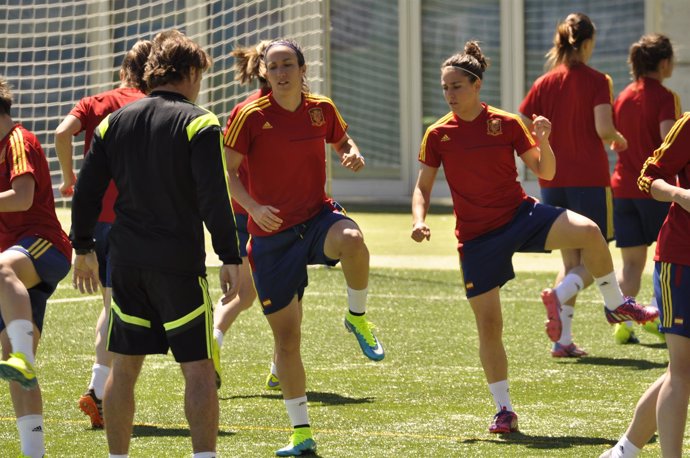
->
xmin=639 ymin=113 xmax=690 ymax=194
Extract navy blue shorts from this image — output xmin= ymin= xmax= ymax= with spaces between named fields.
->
xmin=460 ymin=200 xmax=565 ymax=298
xmin=0 ymin=236 xmax=70 ymax=333
xmin=235 ymin=213 xmax=250 ymax=257
xmin=613 ymin=198 xmax=670 ymax=248
xmin=541 ymin=186 xmax=613 ymax=241
xmin=248 ymin=202 xmax=350 ymax=315
xmin=94 ymin=222 xmax=112 ymax=287
xmin=654 ymin=261 xmax=690 ymax=338
xmin=109 ymin=265 xmax=215 ymax=363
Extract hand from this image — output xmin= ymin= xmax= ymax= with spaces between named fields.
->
xmin=59 ymin=171 xmax=76 ymax=197
xmin=72 ymin=252 xmax=100 ymax=294
xmin=341 ymin=151 xmax=365 ymax=172
xmin=610 ymin=134 xmax=628 ymax=152
xmin=250 ymin=205 xmax=283 ymax=233
xmin=531 ymin=114 xmax=551 ymax=143
xmin=675 ymin=188 xmax=690 ymax=214
xmin=411 ymin=221 xmax=431 ymax=242
xmin=219 ymin=263 xmax=240 ymax=304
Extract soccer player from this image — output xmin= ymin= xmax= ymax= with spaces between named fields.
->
xmin=601 ymin=112 xmax=690 ymax=457
xmin=70 ymin=30 xmax=241 ymax=457
xmin=224 ymin=38 xmax=384 ymax=456
xmin=213 ymin=40 xmax=278 ymax=391
xmin=55 ymin=38 xmax=151 ymax=428
xmin=411 ymin=41 xmax=657 ymax=435
xmin=0 ymin=76 xmax=72 ymax=458
xmin=520 ymin=13 xmax=628 ymax=357
xmin=610 ymin=34 xmax=679 ymax=345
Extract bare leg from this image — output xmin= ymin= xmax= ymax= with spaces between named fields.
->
xmin=181 ymin=359 xmax=218 ymax=453
xmin=213 ymin=257 xmax=256 ymax=334
xmin=657 ymin=334 xmax=690 ymax=457
xmin=266 ymin=297 xmax=304 ymax=399
xmin=625 ymin=372 xmax=665 ymax=448
xmin=323 ymin=219 xmax=369 ymax=290
xmin=94 ymin=287 xmax=113 ymax=367
xmin=618 ymin=246 xmax=648 ymax=298
xmin=468 ymin=287 xmax=506 ymax=383
xmin=103 ymin=354 xmax=144 ymax=455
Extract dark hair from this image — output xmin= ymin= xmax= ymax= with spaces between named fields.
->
xmin=263 ymin=38 xmax=305 ymax=67
xmin=629 ymin=33 xmax=674 ymax=80
xmin=0 ymin=77 xmax=11 ymax=116
xmin=231 ymin=40 xmax=270 ymax=87
xmin=441 ymin=41 xmax=489 ymax=82
xmin=144 ymin=29 xmax=212 ymax=89
xmin=546 ymin=13 xmax=596 ymax=69
xmin=121 ymin=39 xmax=153 ymax=92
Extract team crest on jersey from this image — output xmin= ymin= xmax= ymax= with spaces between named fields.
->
xmin=308 ymin=108 xmax=325 ymax=127
xmin=487 ymin=118 xmax=502 ymax=136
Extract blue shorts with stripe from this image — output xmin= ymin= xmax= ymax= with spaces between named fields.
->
xmin=613 ymin=198 xmax=670 ymax=248
xmin=654 ymin=261 xmax=690 ymax=338
xmin=235 ymin=213 xmax=250 ymax=257
xmin=541 ymin=186 xmax=613 ymax=241
xmin=0 ymin=236 xmax=70 ymax=333
xmin=460 ymin=200 xmax=565 ymax=298
xmin=94 ymin=221 xmax=113 ymax=287
xmin=109 ymin=265 xmax=215 ymax=363
xmin=248 ymin=202 xmax=350 ymax=315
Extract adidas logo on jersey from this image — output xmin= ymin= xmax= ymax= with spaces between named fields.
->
xmin=262 ymin=122 xmax=273 ymax=129
xmin=440 ymin=134 xmax=450 ymax=142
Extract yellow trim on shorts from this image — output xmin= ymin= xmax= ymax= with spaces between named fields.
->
xmin=27 ymin=238 xmax=52 ymax=259
xmin=605 ymin=187 xmax=614 ymax=240
xmin=110 ymin=302 xmax=151 ymax=328
xmin=659 ymin=262 xmax=673 ymax=328
xmin=161 ymin=277 xmax=213 ymax=359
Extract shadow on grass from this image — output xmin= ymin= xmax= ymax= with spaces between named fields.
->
xmin=369 ymin=270 xmax=457 ymax=287
xmin=221 ymin=390 xmax=374 ymax=406
xmin=132 ymin=424 xmax=235 ymax=438
xmin=569 ymin=356 xmax=667 ymax=370
xmin=462 ymin=431 xmax=615 ymax=450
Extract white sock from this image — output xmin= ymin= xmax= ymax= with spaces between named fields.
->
xmin=270 ymin=361 xmax=278 ymax=376
xmin=650 ymin=296 xmax=659 ymax=311
xmin=347 ymin=286 xmax=368 ymax=315
xmin=611 ymin=434 xmax=641 ymax=457
xmin=89 ymin=363 xmax=110 ymax=400
xmin=285 ymin=395 xmax=310 ymax=427
xmin=213 ymin=328 xmax=224 ymax=348
xmin=17 ymin=414 xmax=44 ymax=458
xmin=488 ymin=380 xmax=513 ymax=412
xmin=192 ymin=453 xmax=216 ymax=458
xmin=595 ymin=272 xmax=626 ymax=311
xmin=109 ymin=455 xmax=128 ymax=458
xmin=554 ymin=272 xmax=585 ymax=304
xmin=557 ymin=305 xmax=575 ymax=346
xmin=7 ymin=319 xmax=35 ymax=364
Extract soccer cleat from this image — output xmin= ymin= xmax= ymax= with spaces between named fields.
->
xmin=605 ymin=298 xmax=659 ymax=325
xmin=0 ymin=352 xmax=37 ymax=390
xmin=212 ymin=339 xmax=221 ymax=390
xmin=265 ymin=372 xmax=281 ymax=391
xmin=598 ymin=448 xmax=614 ymax=458
xmin=344 ymin=313 xmax=385 ymax=361
xmin=276 ymin=427 xmax=317 ymax=456
xmin=488 ymin=407 xmax=519 ymax=434
xmin=612 ymin=323 xmax=639 ymax=345
xmin=551 ymin=342 xmax=588 ymax=357
xmin=78 ymin=388 xmax=104 ymax=428
xmin=541 ymin=288 xmax=562 ymax=342
xmin=641 ymin=318 xmax=666 ymax=343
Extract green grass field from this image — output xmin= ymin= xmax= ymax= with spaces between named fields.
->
xmin=0 ymin=209 xmax=680 ymax=457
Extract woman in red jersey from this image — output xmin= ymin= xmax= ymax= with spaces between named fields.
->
xmin=54 ymin=39 xmax=151 ymax=429
xmin=520 ymin=12 xmax=628 ymax=357
xmin=610 ymin=34 xmax=680 ymax=345
xmin=224 ymin=38 xmax=383 ymax=456
xmin=212 ymin=40 xmax=276 ymax=391
xmin=412 ymin=41 xmax=656 ymax=436
xmin=601 ymin=112 xmax=690 ymax=458
xmin=0 ymin=76 xmax=71 ymax=458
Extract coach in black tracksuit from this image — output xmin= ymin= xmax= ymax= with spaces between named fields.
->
xmin=70 ymin=30 xmax=239 ymax=457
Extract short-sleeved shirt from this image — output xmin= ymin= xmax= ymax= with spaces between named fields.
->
xmin=224 ymin=92 xmax=348 ymax=236
xmin=70 ymin=87 xmax=145 ymax=223
xmin=223 ymin=87 xmax=271 ymax=216
xmin=638 ymin=112 xmax=690 ymax=266
xmin=612 ymin=77 xmax=681 ymax=199
xmin=419 ymin=104 xmax=536 ymax=243
xmin=520 ymin=63 xmax=613 ymax=188
xmin=0 ymin=125 xmax=72 ymax=260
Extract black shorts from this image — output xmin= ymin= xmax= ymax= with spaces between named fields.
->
xmin=108 ymin=265 xmax=215 ymax=363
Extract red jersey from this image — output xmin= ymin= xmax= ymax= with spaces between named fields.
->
xmin=70 ymin=87 xmax=145 ymax=223
xmin=0 ymin=125 xmax=72 ymax=260
xmin=224 ymin=93 xmax=348 ymax=236
xmin=419 ymin=104 xmax=537 ymax=243
xmin=638 ymin=113 xmax=690 ymax=266
xmin=224 ymin=87 xmax=271 ymax=216
xmin=612 ymin=77 xmax=680 ymax=198
xmin=520 ymin=63 xmax=613 ymax=188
